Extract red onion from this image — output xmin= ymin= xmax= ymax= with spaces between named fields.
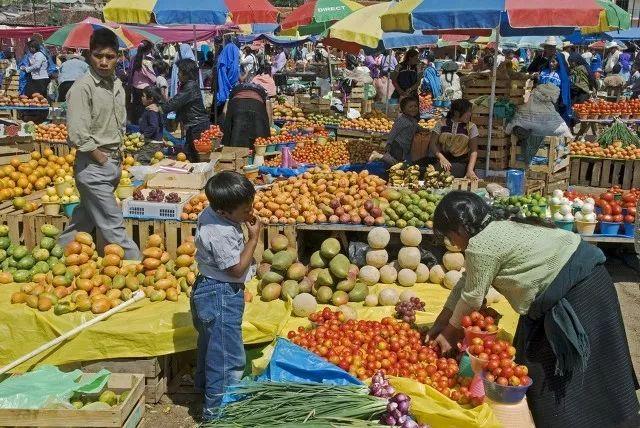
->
xmin=383 ymin=415 xmax=397 ymax=426
xmin=394 ymin=393 xmax=409 ymax=403
xmin=397 ymin=399 xmax=410 ymax=413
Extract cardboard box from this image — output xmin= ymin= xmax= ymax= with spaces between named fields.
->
xmin=210 ymin=147 xmax=251 ymax=172
xmin=145 ymin=159 xmax=216 ymax=191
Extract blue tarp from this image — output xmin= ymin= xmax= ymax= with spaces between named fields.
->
xmin=256 ymin=338 xmax=363 ymax=385
xmin=605 ymin=27 xmax=640 ymax=41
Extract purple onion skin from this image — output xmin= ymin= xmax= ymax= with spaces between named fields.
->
xmin=392 ymin=409 xmax=403 ymax=421
xmin=397 ymin=400 xmax=410 ymax=413
xmin=383 ymin=414 xmax=397 ymax=426
xmin=394 ymin=393 xmax=409 ymax=402
xmin=402 ymin=420 xmax=419 ymax=428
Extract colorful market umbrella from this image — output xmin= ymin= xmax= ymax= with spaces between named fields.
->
xmin=45 ymin=17 xmax=162 ymax=49
xmin=279 ymin=0 xmax=363 ymax=36
xmin=323 ymin=2 xmax=436 ymax=53
xmin=380 ymin=0 xmax=601 ymax=35
xmin=103 ymin=0 xmax=279 ymax=26
xmin=582 ymin=0 xmax=631 ymax=35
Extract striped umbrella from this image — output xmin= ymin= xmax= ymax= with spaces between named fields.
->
xmin=381 ymin=0 xmax=602 ymax=35
xmin=103 ymin=0 xmax=279 ymax=25
xmin=279 ymin=0 xmax=363 ymax=36
xmin=323 ymin=2 xmax=436 ymax=53
xmin=582 ymin=0 xmax=631 ymax=34
xmin=45 ymin=17 xmax=162 ymax=49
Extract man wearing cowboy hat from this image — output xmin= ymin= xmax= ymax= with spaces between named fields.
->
xmin=527 ymin=36 xmax=565 ymax=74
xmin=604 ymin=41 xmax=620 ymax=74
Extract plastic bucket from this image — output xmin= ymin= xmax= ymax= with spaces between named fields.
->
xmin=623 ymin=222 xmax=635 ymax=237
xmin=464 ymin=327 xmax=499 ymax=344
xmin=43 ymin=203 xmax=60 ymax=216
xmin=54 ymin=181 xmax=73 ymax=197
xmin=599 ymin=222 xmax=621 ymax=235
xmin=254 ymin=145 xmax=267 ymax=156
xmin=62 ymin=202 xmax=79 ymax=217
xmin=554 ymin=220 xmax=574 ymax=232
xmin=482 ymin=371 xmax=532 ymax=404
xmin=466 ymin=350 xmax=488 ymax=374
xmin=575 ymin=221 xmax=597 ymax=235
xmin=487 ymin=397 xmax=536 ymax=428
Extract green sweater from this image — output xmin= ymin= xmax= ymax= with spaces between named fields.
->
xmin=445 ymin=221 xmax=581 ymax=324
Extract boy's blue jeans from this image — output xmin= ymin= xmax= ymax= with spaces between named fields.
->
xmin=190 ymin=275 xmax=245 ymax=421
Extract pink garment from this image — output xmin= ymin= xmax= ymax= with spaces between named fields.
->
xmin=251 ymin=73 xmax=277 ymax=97
xmin=131 ymin=59 xmax=157 ymax=89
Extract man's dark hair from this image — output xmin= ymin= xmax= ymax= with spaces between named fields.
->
xmin=205 ymin=171 xmax=256 ymax=212
xmin=89 ymin=28 xmax=119 ymax=53
xmin=176 ymin=58 xmax=199 ymax=82
xmin=28 ymin=40 xmax=40 ymax=50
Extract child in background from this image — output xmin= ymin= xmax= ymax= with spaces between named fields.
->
xmin=154 ymin=60 xmax=169 ymax=100
xmin=192 ymin=171 xmax=261 ymax=421
xmin=137 ymin=86 xmax=165 ymax=164
xmin=380 ymin=96 xmax=427 ymax=164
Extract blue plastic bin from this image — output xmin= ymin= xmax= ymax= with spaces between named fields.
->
xmin=600 ymin=222 xmax=621 ymax=235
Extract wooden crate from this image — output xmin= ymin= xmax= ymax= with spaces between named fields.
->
xmin=527 ymin=167 xmax=570 ymax=194
xmin=0 ymin=136 xmax=35 ymax=166
xmin=81 ymin=356 xmax=172 ymax=404
xmin=0 ymin=191 xmax=46 ymax=247
xmin=569 ymin=157 xmax=640 ymax=189
xmin=525 ymin=178 xmax=546 ymax=195
xmin=449 ymin=178 xmax=487 ymax=191
xmin=34 ymin=140 xmax=71 ymax=157
xmin=476 ymin=136 xmax=511 ymax=170
xmin=509 ymin=135 xmax=570 ymax=174
xmin=0 ymin=373 xmax=145 ymax=427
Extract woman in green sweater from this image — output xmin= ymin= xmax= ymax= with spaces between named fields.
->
xmin=428 ymin=191 xmax=638 ymax=428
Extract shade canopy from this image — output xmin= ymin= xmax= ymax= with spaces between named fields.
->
xmin=279 ymin=0 xmax=363 ymax=36
xmin=45 ymin=17 xmax=162 ymax=49
xmin=103 ymin=0 xmax=279 ymax=25
xmin=323 ymin=2 xmax=436 ymax=53
xmin=381 ymin=0 xmax=602 ymax=35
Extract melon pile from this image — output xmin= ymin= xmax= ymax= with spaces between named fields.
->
xmin=362 ymin=226 xmax=430 ymax=289
xmin=429 ymin=237 xmax=465 ymax=290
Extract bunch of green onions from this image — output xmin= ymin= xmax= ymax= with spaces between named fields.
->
xmin=203 ymin=381 xmax=388 ymax=427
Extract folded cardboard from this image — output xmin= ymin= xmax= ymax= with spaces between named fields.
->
xmin=210 ymin=147 xmax=251 ymax=172
xmin=146 ymin=159 xmax=216 ymax=190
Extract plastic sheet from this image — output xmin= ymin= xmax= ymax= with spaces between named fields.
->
xmin=256 ymin=338 xmax=362 ymax=385
xmin=389 ymin=376 xmax=501 ymax=428
xmin=0 ymin=365 xmax=109 ymax=409
xmin=258 ymin=165 xmax=311 ymax=178
xmin=0 ymin=279 xmax=290 ymax=372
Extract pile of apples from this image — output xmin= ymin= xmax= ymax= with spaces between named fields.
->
xmin=0 ymin=93 xmax=48 ymax=107
xmin=254 ymin=167 xmax=387 ymax=225
xmin=273 ymin=103 xmax=305 ymax=122
xmin=570 ymin=140 xmax=640 ymax=160
xmin=181 ymin=193 xmax=208 ymax=221
xmin=34 ymin=123 xmax=67 ymax=143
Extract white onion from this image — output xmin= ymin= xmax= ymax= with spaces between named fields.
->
xmin=585 ymin=197 xmax=595 ymax=205
xmin=563 ymin=213 xmax=574 ymax=221
xmin=559 ymin=205 xmax=571 ymax=215
xmin=553 ymin=212 xmax=564 ymax=221
xmin=585 ymin=213 xmax=597 ymax=222
xmin=582 ymin=203 xmax=594 ymax=214
xmin=574 ymin=211 xmax=584 ymax=221
xmin=553 ymin=189 xmax=564 ymax=198
xmin=551 ymin=196 xmax=561 ymax=205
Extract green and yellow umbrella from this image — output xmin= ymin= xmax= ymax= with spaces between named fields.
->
xmin=279 ymin=0 xmax=363 ymax=36
xmin=582 ymin=0 xmax=631 ymax=35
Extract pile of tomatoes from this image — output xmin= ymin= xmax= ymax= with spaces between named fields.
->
xmin=461 ymin=310 xmax=499 ymax=334
xmin=596 ymin=189 xmax=637 ymax=224
xmin=193 ymin=125 xmax=222 ymax=152
xmin=287 ymin=308 xmax=484 ymax=406
xmin=468 ymin=337 xmax=531 ymax=387
xmin=574 ymin=99 xmax=640 ymax=119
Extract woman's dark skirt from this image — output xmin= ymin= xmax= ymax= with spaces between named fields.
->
xmin=514 ymin=265 xmax=639 ymax=428
xmin=221 ymin=98 xmax=270 ymax=149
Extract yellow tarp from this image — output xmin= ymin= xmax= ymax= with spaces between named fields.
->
xmin=0 ymin=279 xmax=518 ymax=376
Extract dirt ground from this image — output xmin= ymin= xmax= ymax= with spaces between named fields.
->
xmin=139 ymin=251 xmax=640 ymax=428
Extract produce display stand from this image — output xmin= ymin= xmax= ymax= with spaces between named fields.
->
xmin=0 ymin=191 xmax=46 ymax=248
xmin=0 ymin=134 xmax=35 ymax=165
xmin=0 ymin=106 xmax=50 ymax=121
xmin=470 ymin=105 xmax=511 ymax=170
xmin=569 ymin=156 xmax=640 ymax=190
xmin=0 ymin=373 xmax=145 ymax=427
xmin=33 ymin=140 xmax=72 ymax=157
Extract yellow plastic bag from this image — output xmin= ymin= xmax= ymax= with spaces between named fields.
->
xmin=390 ymin=376 xmax=501 ymax=428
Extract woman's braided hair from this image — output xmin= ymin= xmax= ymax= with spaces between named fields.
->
xmin=433 ymin=191 xmax=554 ymax=239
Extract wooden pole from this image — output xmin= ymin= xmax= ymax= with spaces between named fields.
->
xmin=0 ymin=291 xmax=146 ymax=375
xmin=485 ymin=27 xmax=500 ymax=176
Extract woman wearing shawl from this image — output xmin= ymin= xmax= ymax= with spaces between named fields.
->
xmin=439 ymin=61 xmax=462 ymax=100
xmin=421 ymin=53 xmax=441 ymax=99
xmin=427 ymin=191 xmax=639 ymax=428
xmin=568 ymin=52 xmax=594 ymax=105
xmin=129 ymin=40 xmax=157 ymax=124
xmin=251 ymin=65 xmax=277 ymax=97
xmin=221 ymin=82 xmax=271 ymax=149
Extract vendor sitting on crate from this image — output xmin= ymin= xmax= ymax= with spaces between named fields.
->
xmin=429 ymin=99 xmax=479 ymax=180
xmin=378 ymin=96 xmax=429 ymax=165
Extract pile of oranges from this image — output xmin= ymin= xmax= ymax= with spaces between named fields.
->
xmin=339 ymin=116 xmax=393 ymax=133
xmin=0 ymin=149 xmax=76 ymax=201
xmin=180 ymin=193 xmax=209 ymax=221
xmin=34 ymin=123 xmax=68 ymax=143
xmin=570 ymin=141 xmax=640 ymax=160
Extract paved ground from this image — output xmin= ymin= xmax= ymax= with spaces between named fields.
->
xmin=139 ymin=252 xmax=640 ymax=428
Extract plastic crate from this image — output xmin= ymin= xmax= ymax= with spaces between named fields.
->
xmin=122 ymin=189 xmax=196 ymax=220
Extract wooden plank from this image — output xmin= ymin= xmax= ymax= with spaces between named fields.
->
xmin=611 ymin=161 xmax=623 ymax=188
xmin=121 ymin=396 xmax=145 ymax=428
xmin=144 ymin=375 xmax=167 ymax=404
xmin=622 ymin=160 xmax=634 ymax=189
xmin=599 ymin=159 xmax=611 ymax=187
xmin=590 ymin=160 xmax=601 ymax=187
xmin=633 ymin=161 xmax=640 ymax=188
xmin=164 ymin=220 xmax=179 ymax=257
xmin=81 ymin=357 xmax=164 ymax=378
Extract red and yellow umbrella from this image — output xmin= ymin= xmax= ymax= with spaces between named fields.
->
xmin=45 ymin=17 xmax=162 ymax=49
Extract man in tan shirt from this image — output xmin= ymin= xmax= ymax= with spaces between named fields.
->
xmin=57 ymin=28 xmax=140 ymax=260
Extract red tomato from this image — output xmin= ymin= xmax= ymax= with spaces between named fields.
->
xmin=613 ymin=214 xmax=624 ymax=223
xmin=461 ymin=316 xmax=472 ymax=328
xmin=611 ymin=204 xmax=622 ymax=215
xmin=624 ymin=215 xmax=635 ymax=223
xmin=602 ymin=192 xmax=614 ymax=202
xmin=602 ymin=214 xmax=613 ymax=222
xmin=496 ymin=377 xmax=509 ymax=386
xmin=602 ymin=204 xmax=613 ymax=215
xmin=628 ymin=207 xmax=637 ymax=216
